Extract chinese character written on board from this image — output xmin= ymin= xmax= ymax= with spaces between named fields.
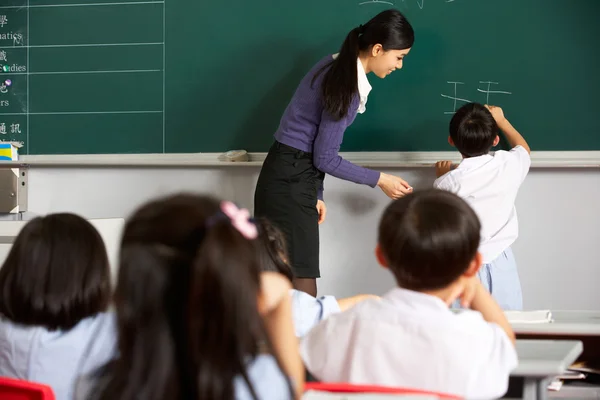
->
xmin=0 ymin=123 xmax=6 ymax=135
xmin=476 ymin=81 xmax=512 ymax=104
xmin=0 ymin=51 xmax=6 ymax=62
xmin=0 ymin=83 xmax=7 ymax=94
xmin=10 ymin=123 xmax=20 ymax=134
xmin=441 ymin=81 xmax=472 ymax=115
xmin=441 ymin=80 xmax=512 ymax=115
xmin=0 ymin=16 xmax=7 ymax=28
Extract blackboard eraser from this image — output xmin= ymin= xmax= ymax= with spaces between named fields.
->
xmin=219 ymin=149 xmax=249 ymax=162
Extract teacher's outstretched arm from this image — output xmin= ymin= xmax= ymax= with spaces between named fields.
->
xmin=313 ymin=108 xmax=412 ymax=200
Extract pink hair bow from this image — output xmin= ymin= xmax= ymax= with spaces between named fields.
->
xmin=220 ymin=201 xmax=258 ymax=240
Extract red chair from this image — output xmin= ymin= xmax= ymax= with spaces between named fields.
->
xmin=304 ymin=382 xmax=461 ymax=399
xmin=0 ymin=377 xmax=55 ymax=400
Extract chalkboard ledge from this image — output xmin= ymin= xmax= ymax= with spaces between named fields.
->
xmin=0 ymin=151 xmax=598 ymax=168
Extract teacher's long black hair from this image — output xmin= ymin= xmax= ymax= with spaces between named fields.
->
xmin=317 ymin=9 xmax=414 ymax=120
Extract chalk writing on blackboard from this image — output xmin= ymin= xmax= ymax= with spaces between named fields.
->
xmin=441 ymin=81 xmax=472 ymax=115
xmin=477 ymin=81 xmax=512 ymax=104
xmin=359 ymin=0 xmax=394 ymax=6
xmin=442 ymin=80 xmax=512 ymax=115
xmin=361 ymin=0 xmax=457 ymax=9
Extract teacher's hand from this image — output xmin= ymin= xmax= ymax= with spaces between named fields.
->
xmin=316 ymin=200 xmax=327 ymax=224
xmin=377 ymin=173 xmax=413 ymax=199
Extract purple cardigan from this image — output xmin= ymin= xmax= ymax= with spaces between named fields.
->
xmin=273 ymin=56 xmax=380 ymax=200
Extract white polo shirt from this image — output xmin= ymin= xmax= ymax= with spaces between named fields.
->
xmin=434 ymin=146 xmax=531 ymax=263
xmin=301 ymin=288 xmax=517 ymax=400
xmin=290 ymin=289 xmax=340 ymax=338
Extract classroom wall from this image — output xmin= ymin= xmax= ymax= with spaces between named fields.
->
xmin=24 ymin=166 xmax=600 ymax=310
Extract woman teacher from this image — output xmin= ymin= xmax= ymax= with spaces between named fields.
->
xmin=254 ymin=9 xmax=415 ymax=296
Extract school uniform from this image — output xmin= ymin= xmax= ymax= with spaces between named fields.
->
xmin=301 ymin=288 xmax=518 ymax=400
xmin=290 ymin=289 xmax=340 ymax=337
xmin=254 ymin=55 xmax=380 ymax=278
xmin=0 ymin=312 xmax=117 ymax=400
xmin=434 ymin=146 xmax=531 ymax=310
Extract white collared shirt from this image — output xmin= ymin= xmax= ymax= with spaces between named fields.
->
xmin=331 ymin=54 xmax=372 ymax=113
xmin=356 ymin=58 xmax=372 ymax=113
xmin=301 ymin=288 xmax=517 ymax=400
xmin=290 ymin=289 xmax=340 ymax=338
xmin=434 ymin=146 xmax=531 ymax=263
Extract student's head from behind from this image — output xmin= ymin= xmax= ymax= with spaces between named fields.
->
xmin=376 ymin=189 xmax=482 ymax=293
xmin=100 ymin=194 xmax=286 ymax=400
xmin=0 ymin=213 xmax=111 ymax=331
xmin=449 ymin=102 xmax=500 ymax=157
xmin=320 ymin=8 xmax=414 ymax=120
xmin=254 ymin=217 xmax=294 ymax=283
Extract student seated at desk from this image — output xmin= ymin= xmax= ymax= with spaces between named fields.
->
xmin=301 ymin=189 xmax=518 ymax=399
xmin=254 ymin=217 xmax=378 ymax=338
xmin=0 ymin=214 xmax=116 ymax=400
xmin=79 ymin=195 xmax=302 ymax=400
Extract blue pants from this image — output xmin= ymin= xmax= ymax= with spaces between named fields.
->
xmin=453 ymin=247 xmax=523 ymax=311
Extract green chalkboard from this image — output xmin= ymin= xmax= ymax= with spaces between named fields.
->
xmin=0 ymin=0 xmax=598 ymax=154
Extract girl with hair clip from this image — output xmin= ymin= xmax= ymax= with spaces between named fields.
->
xmin=254 ymin=9 xmax=415 ymax=297
xmin=254 ymin=217 xmax=379 ymax=338
xmin=81 ymin=195 xmax=303 ymax=400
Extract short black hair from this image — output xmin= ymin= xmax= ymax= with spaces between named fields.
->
xmin=450 ymin=102 xmax=498 ymax=157
xmin=378 ymin=189 xmax=481 ymax=291
xmin=0 ymin=213 xmax=111 ymax=330
xmin=254 ymin=217 xmax=294 ymax=283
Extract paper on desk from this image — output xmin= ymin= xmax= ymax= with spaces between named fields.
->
xmin=504 ymin=310 xmax=553 ymax=323
xmin=548 ymin=379 xmax=563 ymax=391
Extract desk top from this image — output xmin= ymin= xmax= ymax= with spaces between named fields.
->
xmin=512 ymin=311 xmax=600 ymax=336
xmin=513 ymin=339 xmax=583 ymax=377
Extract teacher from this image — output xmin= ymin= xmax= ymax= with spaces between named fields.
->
xmin=254 ymin=9 xmax=415 ymax=296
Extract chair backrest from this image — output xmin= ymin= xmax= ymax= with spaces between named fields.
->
xmin=0 ymin=377 xmax=56 ymax=400
xmin=303 ymin=382 xmax=461 ymax=399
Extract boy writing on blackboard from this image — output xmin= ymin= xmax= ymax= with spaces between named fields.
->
xmin=434 ymin=103 xmax=531 ymax=310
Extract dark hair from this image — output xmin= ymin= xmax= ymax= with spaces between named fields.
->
xmin=254 ymin=218 xmax=294 ymax=282
xmin=95 ymin=194 xmax=292 ymax=400
xmin=316 ymin=9 xmax=414 ymax=120
xmin=450 ymin=102 xmax=499 ymax=157
xmin=0 ymin=213 xmax=111 ymax=331
xmin=378 ymin=189 xmax=481 ymax=291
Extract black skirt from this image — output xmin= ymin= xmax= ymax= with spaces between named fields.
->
xmin=254 ymin=141 xmax=325 ymax=278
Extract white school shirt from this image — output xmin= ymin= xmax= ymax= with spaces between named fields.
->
xmin=331 ymin=54 xmax=372 ymax=113
xmin=433 ymin=146 xmax=531 ymax=263
xmin=290 ymin=289 xmax=340 ymax=338
xmin=301 ymin=288 xmax=518 ymax=400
